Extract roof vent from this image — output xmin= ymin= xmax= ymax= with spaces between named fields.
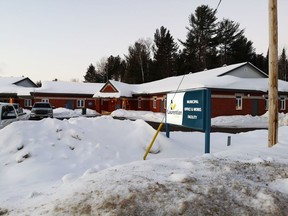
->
xmin=203 ymin=68 xmax=208 ymax=71
xmin=223 ymin=64 xmax=227 ymax=67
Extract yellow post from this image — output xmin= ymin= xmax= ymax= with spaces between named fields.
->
xmin=143 ymin=123 xmax=164 ymax=160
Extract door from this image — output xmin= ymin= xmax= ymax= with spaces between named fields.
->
xmin=122 ymin=99 xmax=126 ymax=110
xmin=65 ymin=100 xmax=74 ymax=110
xmin=102 ymin=100 xmax=109 ymax=112
xmin=252 ymin=99 xmax=258 ymax=116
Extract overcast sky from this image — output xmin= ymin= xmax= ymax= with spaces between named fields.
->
xmin=0 ymin=0 xmax=287 ymax=82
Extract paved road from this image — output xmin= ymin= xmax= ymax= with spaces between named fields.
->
xmin=147 ymin=121 xmax=267 ymax=134
xmin=112 ymin=117 xmax=267 ymax=134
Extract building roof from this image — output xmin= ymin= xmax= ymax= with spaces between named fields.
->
xmin=0 ymin=77 xmax=37 ymax=96
xmin=34 ymin=81 xmax=104 ymax=95
xmin=93 ymin=62 xmax=288 ymax=98
xmin=96 ymin=80 xmax=138 ymax=98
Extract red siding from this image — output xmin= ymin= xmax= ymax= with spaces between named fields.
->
xmin=31 ymin=93 xmax=96 ymax=110
xmin=14 ymin=88 xmax=287 ymax=117
xmin=102 ymin=84 xmax=117 ymax=93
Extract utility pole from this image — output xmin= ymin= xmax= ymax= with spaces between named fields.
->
xmin=268 ymin=0 xmax=278 ymax=147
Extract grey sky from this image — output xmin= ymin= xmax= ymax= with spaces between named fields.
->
xmin=0 ymin=0 xmax=287 ymax=82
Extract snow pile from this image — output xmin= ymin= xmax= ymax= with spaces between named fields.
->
xmin=53 ymin=107 xmax=99 ymax=118
xmin=112 ymin=109 xmax=288 ymax=128
xmin=0 ymin=115 xmax=288 ymax=215
xmin=111 ymin=109 xmax=165 ymax=122
xmin=211 ymin=114 xmax=268 ymax=128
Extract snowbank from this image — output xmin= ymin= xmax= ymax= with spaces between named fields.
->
xmin=112 ymin=109 xmax=288 ymax=128
xmin=1 ymin=113 xmax=288 ymax=215
xmin=111 ymin=109 xmax=165 ymax=122
xmin=53 ymin=107 xmax=99 ymax=118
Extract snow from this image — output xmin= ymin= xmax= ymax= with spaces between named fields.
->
xmin=0 ymin=77 xmax=35 ymax=96
xmin=53 ymin=107 xmax=99 ymax=118
xmin=93 ymin=62 xmax=288 ymax=98
xmin=111 ymin=109 xmax=166 ymax=123
xmin=37 ymin=81 xmax=104 ymax=95
xmin=1 ymin=109 xmax=288 ymax=215
xmin=111 ymin=109 xmax=288 ymax=128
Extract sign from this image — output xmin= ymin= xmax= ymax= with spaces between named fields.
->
xmin=166 ymin=90 xmax=209 ymax=130
xmin=166 ymin=89 xmax=211 ymax=153
xmin=166 ymin=92 xmax=185 ymax=126
xmin=183 ymin=91 xmax=205 ymax=130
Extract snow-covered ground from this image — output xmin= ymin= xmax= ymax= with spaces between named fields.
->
xmin=111 ymin=108 xmax=288 ymax=128
xmin=51 ymin=107 xmax=99 ymax=118
xmin=0 ymin=109 xmax=288 ymax=215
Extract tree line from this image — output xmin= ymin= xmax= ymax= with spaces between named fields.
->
xmin=84 ymin=5 xmax=288 ymax=84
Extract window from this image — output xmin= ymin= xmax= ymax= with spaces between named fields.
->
xmin=164 ymin=97 xmax=167 ymax=109
xmin=265 ymin=96 xmax=269 ymax=110
xmin=42 ymin=99 xmax=49 ymax=103
xmin=77 ymin=99 xmax=85 ymax=108
xmin=1 ymin=105 xmax=16 ymax=119
xmin=153 ymin=97 xmax=157 ymax=109
xmin=24 ymin=99 xmax=32 ymax=107
xmin=138 ymin=97 xmax=142 ymax=109
xmin=280 ymin=97 xmax=286 ymax=110
xmin=236 ymin=95 xmax=242 ymax=110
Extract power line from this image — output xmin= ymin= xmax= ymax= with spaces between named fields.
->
xmin=215 ymin=0 xmax=222 ymax=12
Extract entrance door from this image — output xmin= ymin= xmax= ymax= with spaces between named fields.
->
xmin=252 ymin=99 xmax=258 ymax=116
xmin=102 ymin=100 xmax=109 ymax=111
xmin=65 ymin=100 xmax=74 ymax=109
xmin=122 ymin=99 xmax=126 ymax=110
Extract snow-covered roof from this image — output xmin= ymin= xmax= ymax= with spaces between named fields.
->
xmin=0 ymin=77 xmax=26 ymax=84
xmin=95 ymin=80 xmax=138 ymax=98
xmin=94 ymin=62 xmax=288 ymax=98
xmin=0 ymin=76 xmax=37 ymax=96
xmin=34 ymin=81 xmax=104 ymax=95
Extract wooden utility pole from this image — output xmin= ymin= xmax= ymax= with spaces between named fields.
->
xmin=268 ymin=0 xmax=278 ymax=147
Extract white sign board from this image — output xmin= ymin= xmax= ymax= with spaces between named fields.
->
xmin=166 ymin=92 xmax=185 ymax=126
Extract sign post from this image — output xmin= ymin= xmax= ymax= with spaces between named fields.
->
xmin=166 ymin=89 xmax=211 ymax=153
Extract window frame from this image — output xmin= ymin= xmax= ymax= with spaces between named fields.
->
xmin=77 ymin=99 xmax=85 ymax=108
xmin=153 ymin=97 xmax=157 ymax=109
xmin=235 ymin=95 xmax=243 ymax=110
xmin=41 ymin=98 xmax=49 ymax=103
xmin=280 ymin=96 xmax=286 ymax=111
xmin=24 ymin=99 xmax=32 ymax=107
xmin=138 ymin=97 xmax=142 ymax=109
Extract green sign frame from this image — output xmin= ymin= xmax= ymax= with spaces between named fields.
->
xmin=166 ymin=89 xmax=211 ymax=153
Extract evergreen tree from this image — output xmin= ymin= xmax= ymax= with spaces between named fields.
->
xmin=251 ymin=53 xmax=268 ymax=75
xmin=278 ymin=48 xmax=288 ymax=81
xmin=123 ymin=39 xmax=151 ymax=84
xmin=229 ymin=35 xmax=255 ymax=63
xmin=152 ymin=26 xmax=179 ymax=80
xmin=84 ymin=64 xmax=104 ymax=83
xmin=265 ymin=49 xmax=269 ymax=74
xmin=105 ymin=55 xmax=126 ymax=81
xmin=174 ymin=50 xmax=188 ymax=75
xmin=181 ymin=5 xmax=218 ymax=71
xmin=36 ymin=80 xmax=42 ymax=87
xmin=217 ymin=19 xmax=244 ymax=65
